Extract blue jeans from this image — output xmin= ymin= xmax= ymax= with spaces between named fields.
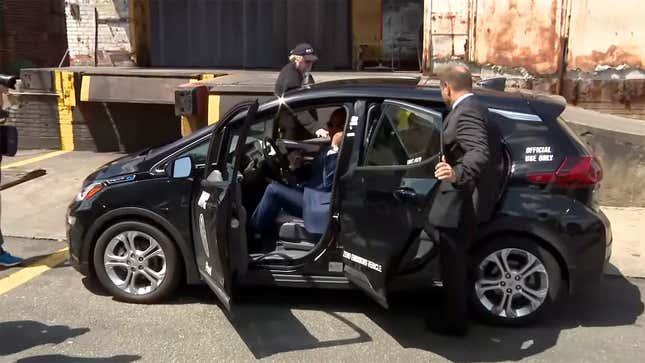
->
xmin=251 ymin=182 xmax=304 ymax=233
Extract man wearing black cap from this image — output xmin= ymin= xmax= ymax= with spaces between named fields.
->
xmin=275 ymin=43 xmax=328 ymax=140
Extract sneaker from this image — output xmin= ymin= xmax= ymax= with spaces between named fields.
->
xmin=0 ymin=251 xmax=23 ymax=267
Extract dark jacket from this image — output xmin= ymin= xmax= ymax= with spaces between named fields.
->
xmin=302 ymin=147 xmax=338 ymax=234
xmin=428 ymin=95 xmax=502 ymax=228
xmin=275 ymin=62 xmax=314 ymax=95
xmin=275 ymin=63 xmax=318 ymax=140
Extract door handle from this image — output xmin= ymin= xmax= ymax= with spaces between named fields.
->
xmin=393 ymin=187 xmax=417 ymax=201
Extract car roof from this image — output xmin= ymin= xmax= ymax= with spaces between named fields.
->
xmin=276 ymin=78 xmax=566 ymax=121
xmin=150 ymin=79 xmax=566 ymax=161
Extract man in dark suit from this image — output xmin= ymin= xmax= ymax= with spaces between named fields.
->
xmin=428 ymin=64 xmax=502 ymax=336
xmin=275 ymin=43 xmax=328 ymax=141
xmin=250 ymin=108 xmax=346 ymax=242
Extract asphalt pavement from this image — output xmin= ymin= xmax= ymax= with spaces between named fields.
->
xmin=0 ymin=237 xmax=643 ymax=362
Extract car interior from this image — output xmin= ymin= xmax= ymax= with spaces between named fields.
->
xmin=221 ymin=104 xmax=351 ymax=262
xmin=213 ymin=99 xmax=510 ymax=265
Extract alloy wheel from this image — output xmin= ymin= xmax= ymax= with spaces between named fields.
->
xmin=475 ymin=248 xmax=549 ymax=319
xmin=103 ymin=231 xmax=167 ymax=295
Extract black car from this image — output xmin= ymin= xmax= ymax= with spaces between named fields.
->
xmin=67 ymin=79 xmax=611 ymax=325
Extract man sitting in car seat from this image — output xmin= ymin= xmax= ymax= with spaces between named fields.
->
xmin=250 ymin=108 xmax=346 ymax=247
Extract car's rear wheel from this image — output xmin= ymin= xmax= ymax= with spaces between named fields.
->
xmin=93 ymin=221 xmax=181 ymax=303
xmin=470 ymin=237 xmax=563 ymax=326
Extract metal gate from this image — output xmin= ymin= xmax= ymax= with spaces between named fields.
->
xmin=149 ymin=0 xmax=351 ymax=70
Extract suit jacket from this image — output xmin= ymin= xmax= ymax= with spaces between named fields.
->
xmin=302 ymin=147 xmax=338 ymax=234
xmin=428 ymin=95 xmax=502 ymax=228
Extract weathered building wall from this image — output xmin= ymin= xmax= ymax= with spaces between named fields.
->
xmin=472 ymin=0 xmax=565 ymax=75
xmin=563 ymin=0 xmax=645 ymax=120
xmin=423 ymin=0 xmax=645 ymax=120
xmin=428 ymin=0 xmax=470 ymax=59
xmin=0 ymin=0 xmax=68 ymax=74
xmin=426 ymin=0 xmax=645 ymax=77
xmin=567 ymin=0 xmax=644 ymax=72
xmin=65 ymin=0 xmax=133 ymax=66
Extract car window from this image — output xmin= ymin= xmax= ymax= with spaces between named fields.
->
xmin=216 ymin=114 xmax=272 ymax=180
xmin=276 ymin=104 xmax=348 ymax=140
xmin=177 ymin=138 xmax=209 ymax=166
xmin=227 ymin=116 xmax=271 ymax=155
xmin=364 ymin=103 xmax=442 ymax=166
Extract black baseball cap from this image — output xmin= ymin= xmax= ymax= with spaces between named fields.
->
xmin=289 ymin=43 xmax=318 ymax=61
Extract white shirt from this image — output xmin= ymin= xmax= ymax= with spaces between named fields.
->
xmin=451 ymin=92 xmax=474 ymax=110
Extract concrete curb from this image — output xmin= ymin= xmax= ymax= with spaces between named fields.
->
xmin=4 ymin=234 xmax=66 ymax=242
xmin=562 ymin=107 xmax=645 ymax=208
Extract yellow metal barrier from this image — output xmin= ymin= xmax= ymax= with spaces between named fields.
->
xmin=54 ymin=70 xmax=76 ymax=151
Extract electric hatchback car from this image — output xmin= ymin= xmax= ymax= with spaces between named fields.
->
xmin=67 ymin=79 xmax=611 ymax=325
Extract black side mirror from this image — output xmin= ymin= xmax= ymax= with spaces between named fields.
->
xmin=168 ymin=156 xmax=193 ymax=178
xmin=0 ymin=125 xmax=18 ymax=156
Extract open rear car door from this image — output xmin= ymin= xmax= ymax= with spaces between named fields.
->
xmin=338 ymin=100 xmax=444 ymax=308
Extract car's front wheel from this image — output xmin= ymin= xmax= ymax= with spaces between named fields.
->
xmin=93 ymin=221 xmax=181 ymax=303
xmin=470 ymin=237 xmax=563 ymax=326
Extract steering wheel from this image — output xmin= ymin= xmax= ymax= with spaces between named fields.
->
xmin=263 ymin=137 xmax=291 ymax=183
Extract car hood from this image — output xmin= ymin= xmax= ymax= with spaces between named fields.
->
xmin=84 ymin=152 xmax=150 ymax=182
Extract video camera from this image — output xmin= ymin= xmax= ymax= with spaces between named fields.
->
xmin=0 ymin=74 xmax=17 ymax=89
xmin=0 ymin=74 xmax=18 ymax=156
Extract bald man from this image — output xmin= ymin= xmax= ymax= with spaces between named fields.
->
xmin=427 ymin=64 xmax=502 ymax=336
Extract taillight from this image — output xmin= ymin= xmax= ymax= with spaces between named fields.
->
xmin=528 ymin=156 xmax=602 ymax=188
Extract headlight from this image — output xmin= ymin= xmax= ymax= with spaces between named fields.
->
xmin=76 ymin=181 xmax=105 ymax=201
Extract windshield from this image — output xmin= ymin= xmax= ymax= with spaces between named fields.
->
xmin=144 ymin=101 xmax=255 ymax=160
xmin=144 ymin=124 xmax=216 ymax=160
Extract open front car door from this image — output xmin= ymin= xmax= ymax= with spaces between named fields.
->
xmin=191 ymin=101 xmax=258 ymax=312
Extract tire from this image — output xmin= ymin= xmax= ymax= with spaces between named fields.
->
xmin=470 ymin=236 xmax=563 ymax=326
xmin=93 ymin=221 xmax=182 ymax=303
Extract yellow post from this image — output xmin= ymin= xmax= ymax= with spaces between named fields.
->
xmin=54 ymin=70 xmax=76 ymax=151
xmin=180 ymin=115 xmax=202 ymax=137
xmin=80 ymin=75 xmax=91 ymax=102
xmin=129 ymin=0 xmax=151 ymax=66
xmin=180 ymin=74 xmax=221 ymax=135
xmin=207 ymin=95 xmax=220 ymax=125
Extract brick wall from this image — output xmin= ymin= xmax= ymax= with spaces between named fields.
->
xmin=6 ymin=95 xmax=61 ymax=150
xmin=0 ymin=0 xmax=68 ymax=74
xmin=65 ymin=0 xmax=133 ymax=66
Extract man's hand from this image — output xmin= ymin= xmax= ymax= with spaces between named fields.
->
xmin=315 ymin=128 xmax=329 ymax=138
xmin=435 ymin=155 xmax=457 ymax=183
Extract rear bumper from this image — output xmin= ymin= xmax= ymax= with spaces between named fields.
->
xmin=566 ymin=205 xmax=612 ymax=294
